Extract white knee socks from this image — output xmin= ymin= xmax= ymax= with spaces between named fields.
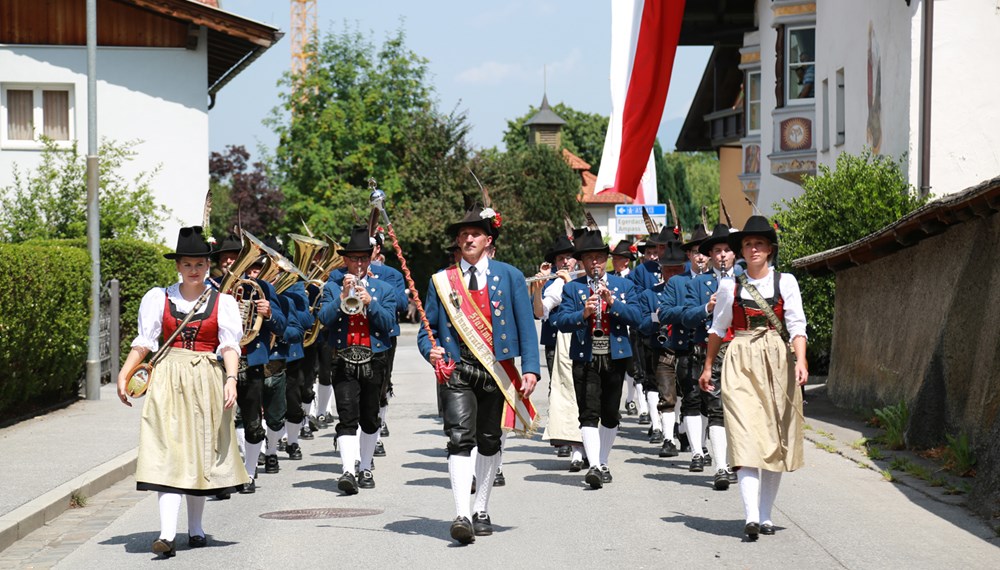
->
xmin=570 ymin=446 xmax=584 ymax=462
xmin=359 ymin=429 xmax=379 ymax=471
xmin=448 ymin=454 xmax=474 ymax=520
xmin=157 ymin=492 xmax=182 ymax=541
xmin=660 ymin=411 xmax=676 ymax=441
xmin=473 ymin=452 xmax=500 ymax=514
xmin=498 ymin=432 xmax=508 ymax=470
xmin=265 ymin=426 xmax=282 ymax=455
xmin=581 ymin=427 xmax=601 ymax=469
xmin=709 ymin=425 xmax=728 ymax=469
xmin=646 ymin=391 xmax=661 ymax=430
xmin=684 ymin=415 xmax=704 ymax=454
xmin=738 ymin=467 xmax=761 ymax=524
xmin=636 ymin=385 xmax=649 ymax=415
xmin=625 ymin=374 xmax=637 ymax=404
xmin=598 ymin=425 xmax=616 ymax=466
xmin=760 ymin=470 xmax=782 ymax=525
xmin=338 ymin=434 xmax=360 ymax=475
xmin=185 ymin=495 xmax=206 ymax=538
xmin=244 ymin=440 xmax=263 ymax=478
xmin=286 ymin=420 xmax=302 ymax=446
xmin=316 ymin=384 xmax=333 ymax=417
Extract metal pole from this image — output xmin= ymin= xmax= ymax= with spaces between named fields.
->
xmin=918 ymin=0 xmax=934 ymax=198
xmin=85 ymin=0 xmax=101 ymax=399
xmin=110 ymin=279 xmax=120 ymax=385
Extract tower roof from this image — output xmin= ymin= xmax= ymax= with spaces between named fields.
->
xmin=524 ymin=94 xmax=567 ymax=127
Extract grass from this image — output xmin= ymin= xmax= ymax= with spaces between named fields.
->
xmin=69 ymin=491 xmax=87 ymax=509
xmin=889 ymin=456 xmax=913 ymax=471
xmin=880 ymin=469 xmax=895 ymax=482
xmin=944 ymin=433 xmax=976 ymax=477
xmin=815 ymin=429 xmax=835 ymax=440
xmin=813 ymin=441 xmax=837 ymax=453
xmin=928 ymin=476 xmax=946 ymax=488
xmin=850 ymin=437 xmax=869 ymax=452
xmin=943 ymin=482 xmax=971 ymax=496
xmin=867 ymin=445 xmax=885 ymax=461
xmin=873 ymin=401 xmax=909 ymax=450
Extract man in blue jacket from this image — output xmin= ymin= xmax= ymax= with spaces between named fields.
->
xmin=551 ymin=228 xmax=641 ymax=490
xmin=281 ymin=279 xmax=314 ymax=462
xmin=418 ymin=203 xmax=539 ymax=544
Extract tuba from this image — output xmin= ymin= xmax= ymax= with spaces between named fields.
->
xmin=302 ymin=237 xmax=346 ymax=347
xmin=257 ymin=239 xmax=310 ymax=294
xmin=219 ymin=231 xmax=268 ymax=346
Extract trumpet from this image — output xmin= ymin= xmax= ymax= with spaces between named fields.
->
xmin=525 ymin=269 xmax=585 ymax=285
xmin=341 ymin=268 xmax=366 ymax=315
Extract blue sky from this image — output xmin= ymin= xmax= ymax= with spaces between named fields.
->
xmin=209 ymin=1 xmax=711 ymax=162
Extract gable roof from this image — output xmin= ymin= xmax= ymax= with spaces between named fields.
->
xmin=562 ymin=149 xmax=633 ymax=205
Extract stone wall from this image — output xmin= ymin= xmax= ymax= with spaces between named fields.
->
xmin=828 ymin=212 xmax=1000 ymax=517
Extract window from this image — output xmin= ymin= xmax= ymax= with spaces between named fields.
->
xmin=786 ymin=26 xmax=815 ymax=102
xmin=821 ymin=78 xmax=829 ymax=151
xmin=835 ymin=68 xmax=845 ymax=145
xmin=747 ymin=71 xmax=761 ymax=134
xmin=1 ymin=85 xmax=73 ymax=148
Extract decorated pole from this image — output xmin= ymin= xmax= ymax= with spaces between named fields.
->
xmin=368 ymin=178 xmax=456 ymax=382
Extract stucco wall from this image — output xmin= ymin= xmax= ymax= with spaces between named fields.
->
xmin=828 ymin=212 xmax=1000 ymax=515
xmin=0 ymin=31 xmax=209 ymax=245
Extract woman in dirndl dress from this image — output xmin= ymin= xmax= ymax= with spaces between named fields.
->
xmin=697 ymin=215 xmax=808 ymax=541
xmin=116 ymin=226 xmax=248 ymax=558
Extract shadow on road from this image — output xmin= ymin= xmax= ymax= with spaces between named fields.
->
xmin=383 ymin=515 xmax=451 ymax=543
xmin=292 ymin=478 xmax=341 ymax=493
xmin=99 ymin=532 xmax=239 ymax=554
xmin=660 ymin=513 xmax=743 ymax=538
xmin=404 ymin=476 xmax=451 ymax=489
xmin=406 ymin=447 xmax=448 ymax=458
xmin=523 ymin=472 xmax=586 ymax=488
xmin=401 ymin=461 xmax=449 ymax=473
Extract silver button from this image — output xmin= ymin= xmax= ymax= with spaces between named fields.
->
xmin=501 ymin=333 xmax=507 ymax=340
xmin=500 ymin=320 xmax=506 ymax=325
xmin=502 ymin=348 xmax=509 ymax=354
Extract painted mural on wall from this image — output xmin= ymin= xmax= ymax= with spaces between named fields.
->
xmin=867 ymin=21 xmax=882 ymax=154
xmin=744 ymin=144 xmax=760 ymax=174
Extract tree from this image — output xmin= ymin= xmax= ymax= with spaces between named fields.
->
xmin=773 ymin=150 xmax=927 ymax=368
xmin=0 ymin=138 xmax=166 ymax=243
xmin=209 ymin=145 xmax=284 ymax=237
xmin=655 ymin=148 xmax=720 ymax=232
xmin=503 ymin=103 xmax=609 ymax=173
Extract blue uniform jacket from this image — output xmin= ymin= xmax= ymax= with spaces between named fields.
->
xmin=417 ymin=260 xmax=540 ymax=376
xmin=628 ymin=260 xmax=661 ymax=294
xmin=281 ymin=282 xmax=312 ymax=362
xmin=243 ymin=279 xmax=287 ymax=367
xmin=680 ymin=267 xmax=743 ymax=344
xmin=269 ymin=291 xmax=302 ymax=363
xmin=538 ymin=278 xmax=560 ymax=348
xmin=653 ymin=274 xmax=696 ymax=352
xmin=550 ymin=274 xmax=641 ymax=362
xmin=318 ymin=275 xmax=397 ymax=354
xmin=330 ymin=265 xmax=405 ymax=337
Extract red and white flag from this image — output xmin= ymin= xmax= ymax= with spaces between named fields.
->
xmin=595 ymin=0 xmax=686 ymax=205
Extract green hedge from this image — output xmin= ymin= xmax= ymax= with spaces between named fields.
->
xmin=0 ymin=243 xmax=90 ymax=418
xmin=1 ymin=239 xmax=177 ymax=419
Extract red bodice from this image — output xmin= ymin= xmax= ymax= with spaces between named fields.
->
xmin=162 ymin=290 xmax=220 ymax=353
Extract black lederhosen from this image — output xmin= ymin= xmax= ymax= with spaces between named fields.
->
xmin=262 ymin=362 xmax=287 ymax=433
xmin=653 ymin=347 xmax=689 ymax=412
xmin=627 ymin=328 xmax=645 ymax=385
xmin=440 ymin=345 xmax=505 ymax=457
xmin=682 ymin=345 xmax=722 ymax=427
xmin=332 ymin=348 xmax=387 ymax=437
xmin=235 ymin=362 xmax=266 ymax=444
xmin=285 ymin=350 xmax=316 ymax=425
xmin=381 ymin=337 xmax=397 ymax=407
xmin=318 ymin=341 xmax=335 ymax=387
xmin=572 ymin=354 xmax=627 ymax=429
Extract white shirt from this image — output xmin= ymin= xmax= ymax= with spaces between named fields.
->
xmin=459 ymin=256 xmax=490 ymax=291
xmin=708 ymin=268 xmax=807 ymax=340
xmin=540 ymin=278 xmax=566 ymax=320
xmin=131 ymin=284 xmax=243 ymax=355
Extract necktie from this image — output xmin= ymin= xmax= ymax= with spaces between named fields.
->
xmin=468 ymin=267 xmax=478 ymax=291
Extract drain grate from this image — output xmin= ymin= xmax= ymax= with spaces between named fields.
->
xmin=260 ymin=507 xmax=384 ymax=520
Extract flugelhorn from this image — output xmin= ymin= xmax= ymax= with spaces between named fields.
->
xmin=219 ymin=230 xmax=268 ymax=346
xmin=302 ymin=237 xmax=347 ymax=347
xmin=341 ymin=267 xmax=365 ymax=315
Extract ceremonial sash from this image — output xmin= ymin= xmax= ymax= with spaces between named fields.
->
xmin=433 ymin=265 xmax=538 ymax=435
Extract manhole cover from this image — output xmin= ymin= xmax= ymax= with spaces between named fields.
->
xmin=260 ymin=508 xmax=384 ymax=520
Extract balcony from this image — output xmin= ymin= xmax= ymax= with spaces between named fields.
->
xmin=704 ymin=107 xmax=745 ymax=148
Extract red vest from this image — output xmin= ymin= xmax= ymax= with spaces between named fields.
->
xmin=162 ymin=290 xmax=220 ymax=353
xmin=470 ymin=287 xmax=493 ymax=327
xmin=346 ymin=312 xmax=372 ymax=347
xmin=731 ymin=275 xmax=785 ymax=332
xmin=588 ymin=285 xmax=610 ymax=336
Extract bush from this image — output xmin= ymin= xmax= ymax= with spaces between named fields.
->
xmin=773 ymin=150 xmax=927 ymax=367
xmin=0 ymin=243 xmax=90 ymax=419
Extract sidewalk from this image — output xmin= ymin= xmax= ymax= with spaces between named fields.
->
xmin=0 ymin=383 xmax=139 ymax=553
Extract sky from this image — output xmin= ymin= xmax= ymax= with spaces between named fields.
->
xmin=209 ymin=1 xmax=711 ymax=162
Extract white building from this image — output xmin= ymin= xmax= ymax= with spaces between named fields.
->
xmin=677 ymin=0 xmax=1000 ymax=222
xmin=0 ymin=0 xmax=281 ymax=243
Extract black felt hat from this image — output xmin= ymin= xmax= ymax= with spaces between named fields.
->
xmin=210 ymin=233 xmax=242 ymax=260
xmin=610 ymin=239 xmax=638 ymax=261
xmin=263 ymin=235 xmax=288 ymax=258
xmin=572 ymin=229 xmax=610 ymax=260
xmin=681 ymin=224 xmax=709 ymax=251
xmin=727 ymin=215 xmax=778 ymax=253
xmin=698 ymin=224 xmax=733 ymax=255
xmin=658 ymin=238 xmax=687 ymax=266
xmin=544 ymin=235 xmax=576 ymax=264
xmin=646 ymin=225 xmax=681 ymax=245
xmin=164 ymin=226 xmax=213 ymax=260
xmin=446 ymin=203 xmax=500 ymax=240
xmin=338 ymin=226 xmax=376 ymax=255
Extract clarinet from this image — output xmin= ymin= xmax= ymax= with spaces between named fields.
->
xmin=589 ymin=268 xmax=606 ymax=338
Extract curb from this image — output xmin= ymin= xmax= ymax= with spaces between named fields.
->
xmin=0 ymin=448 xmax=137 ymax=554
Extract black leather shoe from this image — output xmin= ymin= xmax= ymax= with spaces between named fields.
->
xmin=307 ymin=415 xmax=319 ymax=432
xmin=713 ymin=469 xmax=730 ymax=491
xmin=584 ymin=466 xmax=603 ymax=489
xmin=678 ymin=432 xmax=691 ymax=453
xmin=625 ymin=401 xmax=638 ymax=416
xmin=568 ymin=459 xmax=584 ymax=473
xmin=727 ymin=469 xmax=738 ymax=484
xmin=257 ymin=452 xmax=266 ymax=466
xmin=299 ymin=425 xmax=314 ymax=440
xmin=703 ymin=448 xmax=712 ymax=466
xmin=278 ymin=438 xmax=287 ymax=452
xmin=472 ymin=511 xmax=493 ymax=536
xmin=649 ymin=429 xmax=664 ymax=444
xmin=760 ymin=523 xmax=775 ymax=536
xmin=659 ymin=440 xmax=679 ymax=458
xmin=239 ymin=478 xmax=256 ymax=494
xmin=556 ymin=445 xmax=572 ymax=458
xmin=374 ymin=440 xmax=386 ymax=457
xmin=214 ymin=491 xmax=231 ymax=500
xmin=493 ymin=468 xmax=505 ymax=487
xmin=637 ymin=412 xmax=651 ymax=425
xmin=599 ymin=465 xmax=612 ymax=484
xmin=152 ymin=538 xmax=175 ymax=558
xmin=380 ymin=422 xmax=390 ymax=437
xmin=744 ymin=522 xmax=760 ymax=541
xmin=287 ymin=443 xmax=303 ymax=460
xmin=358 ymin=469 xmax=375 ymax=489
xmin=188 ymin=535 xmax=207 ymax=548
xmin=264 ymin=455 xmax=279 ymax=473
xmin=316 ymin=414 xmax=329 ymax=429
xmin=338 ymin=472 xmax=359 ymax=495
xmin=450 ymin=516 xmax=475 ymax=544
xmin=689 ymin=454 xmax=705 ymax=473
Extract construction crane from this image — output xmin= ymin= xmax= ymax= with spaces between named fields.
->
xmin=290 ymin=0 xmax=318 ymax=77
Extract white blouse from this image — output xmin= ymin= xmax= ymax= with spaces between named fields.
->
xmin=541 ymin=278 xmax=566 ymax=320
xmin=131 ymin=284 xmax=242 ymax=355
xmin=708 ymin=268 xmax=808 ymax=340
